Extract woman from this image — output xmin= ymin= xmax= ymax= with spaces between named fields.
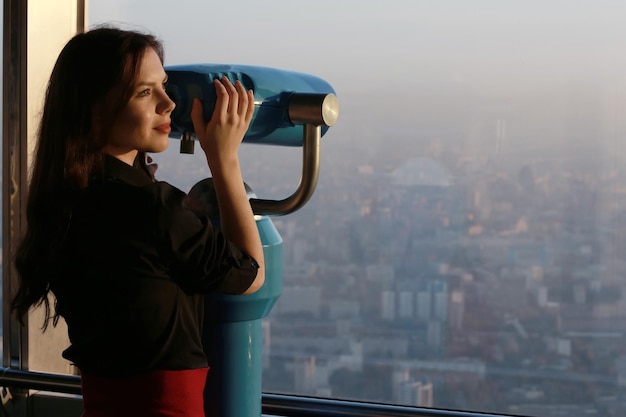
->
xmin=11 ymin=26 xmax=265 ymax=416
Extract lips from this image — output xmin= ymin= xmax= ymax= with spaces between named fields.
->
xmin=155 ymin=123 xmax=171 ymax=134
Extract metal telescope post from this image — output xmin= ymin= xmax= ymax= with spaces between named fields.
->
xmin=165 ymin=64 xmax=339 ymax=417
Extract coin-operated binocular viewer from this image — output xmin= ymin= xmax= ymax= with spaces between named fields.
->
xmin=165 ymin=64 xmax=338 ymax=417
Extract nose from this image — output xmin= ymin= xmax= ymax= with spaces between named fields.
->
xmin=158 ymin=90 xmax=176 ymax=114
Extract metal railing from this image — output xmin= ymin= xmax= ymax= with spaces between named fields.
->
xmin=0 ymin=368 xmax=518 ymax=417
xmin=0 ymin=367 xmax=81 ymax=395
xmin=262 ymin=394 xmax=517 ymax=417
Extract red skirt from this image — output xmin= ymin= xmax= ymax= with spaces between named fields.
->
xmin=80 ymin=367 xmax=209 ymax=417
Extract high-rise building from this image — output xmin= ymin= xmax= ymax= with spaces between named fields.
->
xmin=294 ymin=356 xmax=317 ymax=394
xmin=416 ymin=291 xmax=431 ymax=320
xmin=398 ymin=291 xmax=414 ymax=319
xmin=449 ymin=290 xmax=464 ymax=330
xmin=381 ymin=290 xmax=396 ymax=321
xmin=396 ymin=379 xmax=434 ymax=407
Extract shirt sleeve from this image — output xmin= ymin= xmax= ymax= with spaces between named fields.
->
xmin=155 ymin=182 xmax=259 ymax=295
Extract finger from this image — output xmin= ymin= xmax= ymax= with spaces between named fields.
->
xmin=235 ymin=80 xmax=248 ymax=115
xmin=212 ymin=78 xmax=228 ymax=121
xmin=190 ymin=98 xmax=205 ymax=134
xmin=220 ymin=76 xmax=238 ymax=115
xmin=245 ymin=89 xmax=255 ymax=124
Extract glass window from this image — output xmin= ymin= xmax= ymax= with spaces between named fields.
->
xmin=89 ymin=2 xmax=626 ymax=416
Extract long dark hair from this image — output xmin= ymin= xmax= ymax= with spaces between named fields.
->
xmin=11 ymin=26 xmax=165 ymax=329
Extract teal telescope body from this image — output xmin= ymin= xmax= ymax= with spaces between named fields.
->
xmin=186 ymin=180 xmax=282 ymax=417
xmin=165 ymin=64 xmax=336 ymax=147
xmin=167 ymin=64 xmax=338 ymax=417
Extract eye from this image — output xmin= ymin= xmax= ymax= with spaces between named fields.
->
xmin=138 ymin=88 xmax=150 ymax=97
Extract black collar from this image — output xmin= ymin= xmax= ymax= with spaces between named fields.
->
xmin=102 ymin=155 xmax=154 ymax=187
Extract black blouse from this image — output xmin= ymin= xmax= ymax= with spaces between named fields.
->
xmin=52 ymin=155 xmax=259 ymax=376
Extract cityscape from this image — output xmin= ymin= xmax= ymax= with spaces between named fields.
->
xmin=2 ymin=79 xmax=626 ymax=417
xmin=225 ymin=88 xmax=624 ymax=417
xmin=0 ymin=3 xmax=624 ymax=417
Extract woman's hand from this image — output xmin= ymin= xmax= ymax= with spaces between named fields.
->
xmin=190 ymin=76 xmax=254 ymax=168
xmin=188 ymin=76 xmax=265 ymax=294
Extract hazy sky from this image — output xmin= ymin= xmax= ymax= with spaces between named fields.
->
xmin=87 ymin=1 xmax=626 ymax=187
xmin=89 ymin=0 xmax=626 ymax=97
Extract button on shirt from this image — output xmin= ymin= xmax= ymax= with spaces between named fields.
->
xmin=52 ymin=155 xmax=259 ymax=376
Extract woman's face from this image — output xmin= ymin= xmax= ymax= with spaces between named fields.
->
xmin=102 ymin=47 xmax=175 ymax=165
